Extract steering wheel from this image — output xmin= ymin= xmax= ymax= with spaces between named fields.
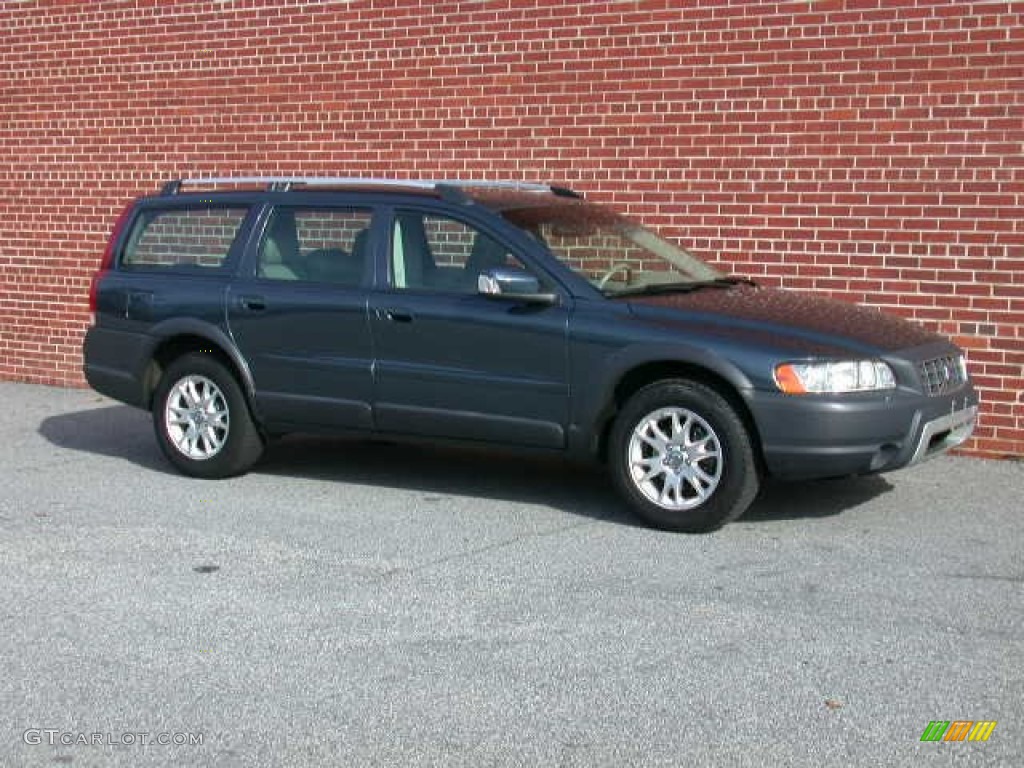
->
xmin=598 ymin=261 xmax=634 ymax=289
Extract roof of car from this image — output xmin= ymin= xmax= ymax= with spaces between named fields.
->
xmin=464 ymin=188 xmax=590 ymax=212
xmin=158 ymin=177 xmax=583 ymax=206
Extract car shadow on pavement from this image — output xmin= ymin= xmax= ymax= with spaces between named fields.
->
xmin=39 ymin=405 xmax=895 ymax=529
xmin=258 ymin=435 xmax=635 ymax=526
xmin=742 ymin=474 xmax=894 ymax=523
xmin=38 ymin=403 xmax=175 ymax=475
xmin=257 ymin=435 xmax=895 ymax=528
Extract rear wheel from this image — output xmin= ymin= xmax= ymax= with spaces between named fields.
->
xmin=609 ymin=379 xmax=759 ymax=532
xmin=153 ymin=353 xmax=263 ymax=478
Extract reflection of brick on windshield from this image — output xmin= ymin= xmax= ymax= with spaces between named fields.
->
xmin=501 ymin=203 xmax=650 ymax=281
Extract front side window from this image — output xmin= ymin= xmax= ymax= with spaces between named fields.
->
xmin=258 ymin=208 xmax=373 ymax=285
xmin=122 ymin=207 xmax=248 ymax=270
xmin=390 ymin=211 xmax=528 ymax=293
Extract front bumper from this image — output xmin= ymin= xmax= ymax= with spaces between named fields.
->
xmin=750 ymin=385 xmax=979 ymax=480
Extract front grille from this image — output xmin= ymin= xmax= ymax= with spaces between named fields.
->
xmin=919 ymin=355 xmax=966 ymax=396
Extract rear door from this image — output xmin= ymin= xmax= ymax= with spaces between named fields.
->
xmin=226 ymin=204 xmax=378 ymax=430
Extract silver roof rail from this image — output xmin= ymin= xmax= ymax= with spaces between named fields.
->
xmin=161 ymin=177 xmax=580 ymax=198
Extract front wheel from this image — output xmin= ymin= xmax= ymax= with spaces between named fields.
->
xmin=609 ymin=379 xmax=760 ymax=532
xmin=152 ymin=353 xmax=264 ymax=478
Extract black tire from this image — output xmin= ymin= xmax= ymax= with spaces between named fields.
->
xmin=609 ymin=379 xmax=759 ymax=533
xmin=152 ymin=352 xmax=264 ymax=478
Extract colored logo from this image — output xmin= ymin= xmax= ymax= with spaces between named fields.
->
xmin=920 ymin=721 xmax=997 ymax=742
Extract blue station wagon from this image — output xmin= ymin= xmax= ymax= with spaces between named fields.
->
xmin=84 ymin=177 xmax=979 ymax=531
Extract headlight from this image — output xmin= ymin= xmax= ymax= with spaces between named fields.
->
xmin=774 ymin=360 xmax=896 ymax=394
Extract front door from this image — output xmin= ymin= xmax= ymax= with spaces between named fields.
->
xmin=368 ymin=208 xmax=570 ymax=448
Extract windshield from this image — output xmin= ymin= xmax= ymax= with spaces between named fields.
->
xmin=497 ymin=200 xmax=723 ymax=295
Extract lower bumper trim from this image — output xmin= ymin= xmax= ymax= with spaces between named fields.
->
xmin=908 ymin=404 xmax=977 ymax=465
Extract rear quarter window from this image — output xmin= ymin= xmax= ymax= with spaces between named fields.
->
xmin=121 ymin=207 xmax=248 ymax=271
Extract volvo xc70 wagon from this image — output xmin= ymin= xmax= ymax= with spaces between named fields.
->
xmin=84 ymin=177 xmax=978 ymax=532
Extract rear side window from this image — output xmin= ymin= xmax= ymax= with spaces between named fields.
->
xmin=257 ymin=207 xmax=373 ymax=285
xmin=121 ymin=207 xmax=248 ymax=270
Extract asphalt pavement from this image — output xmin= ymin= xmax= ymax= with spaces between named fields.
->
xmin=1 ymin=381 xmax=1021 ymax=767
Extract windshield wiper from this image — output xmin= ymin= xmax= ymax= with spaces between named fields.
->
xmin=609 ymin=276 xmax=756 ymax=297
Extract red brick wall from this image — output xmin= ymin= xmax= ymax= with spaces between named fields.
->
xmin=1 ymin=0 xmax=1020 ymax=457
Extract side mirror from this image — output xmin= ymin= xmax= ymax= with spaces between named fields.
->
xmin=477 ymin=267 xmax=557 ymax=305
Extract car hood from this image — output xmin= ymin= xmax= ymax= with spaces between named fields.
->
xmin=620 ymin=285 xmax=942 ymax=354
